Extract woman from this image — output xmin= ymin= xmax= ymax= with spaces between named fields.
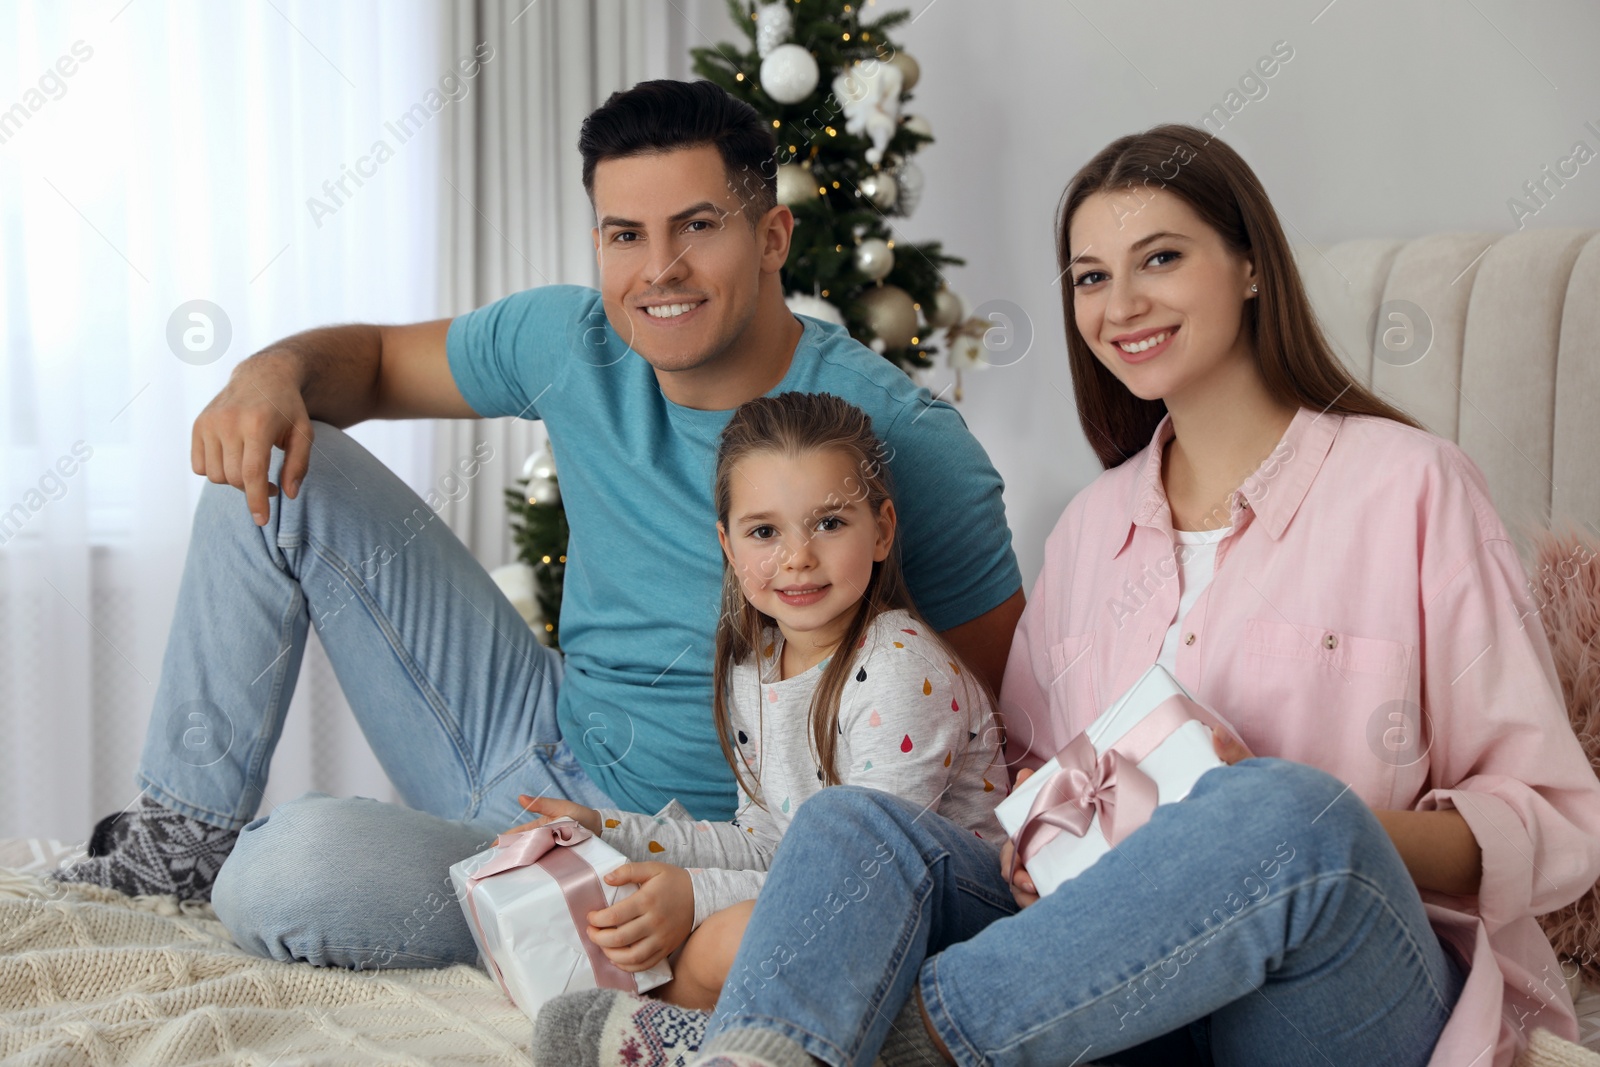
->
xmin=538 ymin=125 xmax=1600 ymax=1067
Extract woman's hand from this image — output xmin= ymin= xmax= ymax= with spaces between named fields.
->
xmin=585 ymin=862 xmax=696 ymax=972
xmin=505 ymin=794 xmax=602 ymax=837
xmin=999 ymin=768 xmax=1041 ymax=909
xmin=1212 ymin=728 xmax=1256 ymax=766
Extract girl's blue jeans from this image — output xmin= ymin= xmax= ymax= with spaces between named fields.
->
xmin=135 ymin=421 xmax=612 ymax=969
xmin=706 ymin=759 xmax=1466 ymax=1067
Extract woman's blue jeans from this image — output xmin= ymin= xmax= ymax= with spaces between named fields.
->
xmin=706 ymin=759 xmax=1465 ymax=1067
xmin=135 ymin=421 xmax=612 ymax=969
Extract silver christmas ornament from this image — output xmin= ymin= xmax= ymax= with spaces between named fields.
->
xmin=854 ymin=237 xmax=894 ymax=281
xmin=760 ymin=44 xmax=819 ymax=104
xmin=526 ymin=478 xmax=560 ymax=507
xmin=859 ymin=171 xmax=898 ymax=210
xmin=928 ymin=287 xmax=964 ymax=329
xmin=776 ymin=162 xmax=819 ymax=206
xmin=858 ymin=285 xmax=918 ymax=349
xmin=521 ymin=445 xmax=560 ymax=506
xmin=754 ymin=3 xmax=793 ymax=58
xmin=888 ymin=51 xmax=920 ymax=92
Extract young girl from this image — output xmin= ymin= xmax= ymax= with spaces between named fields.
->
xmin=558 ymin=126 xmax=1600 ymax=1067
xmin=517 ymin=391 xmax=1006 ymax=1022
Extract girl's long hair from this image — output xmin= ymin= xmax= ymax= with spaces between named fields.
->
xmin=1056 ymin=123 xmax=1421 ymax=469
xmin=711 ymin=392 xmax=991 ymax=801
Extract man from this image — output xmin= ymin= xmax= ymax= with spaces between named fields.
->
xmin=53 ymin=79 xmax=1023 ymax=970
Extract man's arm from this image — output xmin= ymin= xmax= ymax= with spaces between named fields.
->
xmin=191 ymin=318 xmax=476 ymax=527
xmin=937 ymin=587 xmax=1025 ymax=699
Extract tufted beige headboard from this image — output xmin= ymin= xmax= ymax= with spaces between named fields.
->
xmin=1293 ymin=229 xmax=1600 ymax=549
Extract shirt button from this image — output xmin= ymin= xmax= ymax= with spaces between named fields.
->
xmin=1323 ymin=633 xmax=1339 ymax=650
xmin=1184 ymin=633 xmax=1196 ymax=646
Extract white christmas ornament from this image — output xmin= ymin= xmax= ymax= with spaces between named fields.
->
xmin=949 ymin=332 xmax=985 ymax=371
xmin=832 ymin=60 xmax=903 ymax=165
xmin=521 ymin=444 xmax=560 ymax=506
xmin=760 ymin=44 xmax=819 ymax=104
xmin=887 ymin=51 xmax=920 ymax=92
xmin=754 ymin=3 xmax=793 ymax=58
xmin=891 ymin=159 xmax=923 ymax=216
xmin=928 ymin=287 xmax=964 ymax=329
xmin=786 ymin=292 xmax=846 ymax=327
xmin=902 ymin=113 xmax=933 ymax=140
xmin=859 ymin=171 xmax=898 ymax=210
xmin=776 ymin=163 xmax=819 ymax=206
xmin=854 ymin=237 xmax=894 ymax=281
xmin=858 ymin=285 xmax=918 ymax=349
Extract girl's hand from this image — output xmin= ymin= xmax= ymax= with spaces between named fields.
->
xmin=1000 ymin=768 xmax=1041 ymax=909
xmin=506 ymin=795 xmax=602 ymax=837
xmin=585 ymin=862 xmax=695 ymax=972
xmin=1212 ymin=729 xmax=1256 ymax=766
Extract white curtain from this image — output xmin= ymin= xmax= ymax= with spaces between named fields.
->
xmin=0 ymin=0 xmax=454 ymax=840
xmin=1 ymin=0 xmax=694 ymax=842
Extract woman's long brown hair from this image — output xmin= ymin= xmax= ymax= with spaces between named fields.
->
xmin=1056 ymin=124 xmax=1421 ymax=468
xmin=711 ymin=392 xmax=992 ymax=801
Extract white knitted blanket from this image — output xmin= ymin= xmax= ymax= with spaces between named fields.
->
xmin=3 ymin=841 xmax=1598 ymax=1067
xmin=0 ymin=864 xmax=532 ymax=1066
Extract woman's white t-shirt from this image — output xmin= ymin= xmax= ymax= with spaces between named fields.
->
xmin=1154 ymin=525 xmax=1233 ymax=674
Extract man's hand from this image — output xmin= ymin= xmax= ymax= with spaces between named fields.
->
xmin=191 ymin=356 xmax=314 ymax=526
xmin=507 ymin=795 xmax=602 ymax=836
xmin=1000 ymin=767 xmax=1040 ymax=909
xmin=585 ymin=862 xmax=695 ymax=972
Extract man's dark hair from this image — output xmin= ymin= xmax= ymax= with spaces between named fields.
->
xmin=579 ymin=79 xmax=778 ymax=224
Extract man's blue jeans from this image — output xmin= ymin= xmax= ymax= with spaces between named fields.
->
xmin=135 ymin=421 xmax=611 ymax=968
xmin=707 ymin=759 xmax=1465 ymax=1066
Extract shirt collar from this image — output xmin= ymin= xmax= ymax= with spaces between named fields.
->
xmin=1112 ymin=404 xmax=1343 ymax=558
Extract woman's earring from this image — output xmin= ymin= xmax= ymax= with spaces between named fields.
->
xmin=1250 ymin=284 xmax=1258 ymax=293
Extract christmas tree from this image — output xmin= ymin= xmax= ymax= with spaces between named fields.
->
xmin=692 ymin=0 xmax=976 ymax=370
xmin=503 ymin=445 xmax=567 ymax=647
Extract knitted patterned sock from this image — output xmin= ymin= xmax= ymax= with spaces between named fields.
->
xmin=693 ymin=1029 xmax=815 ymax=1067
xmin=49 ymin=793 xmax=240 ymax=903
xmin=534 ymin=989 xmax=710 ymax=1067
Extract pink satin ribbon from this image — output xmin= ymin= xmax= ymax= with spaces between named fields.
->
xmin=1015 ymin=694 xmax=1233 ymax=871
xmin=462 ymin=818 xmax=638 ymax=999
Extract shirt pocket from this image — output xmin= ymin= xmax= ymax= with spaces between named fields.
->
xmin=1046 ymin=632 xmax=1099 ymax=733
xmin=1239 ymin=618 xmax=1419 ymax=781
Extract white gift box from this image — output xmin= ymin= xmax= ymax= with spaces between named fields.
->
xmin=448 ymin=821 xmax=671 ymax=1020
xmin=995 ymin=664 xmax=1235 ymax=896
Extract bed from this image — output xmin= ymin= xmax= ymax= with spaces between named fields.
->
xmin=4 ymin=228 xmax=1599 ymax=1065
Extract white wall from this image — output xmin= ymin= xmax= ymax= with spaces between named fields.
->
xmin=677 ymin=0 xmax=1600 ymax=589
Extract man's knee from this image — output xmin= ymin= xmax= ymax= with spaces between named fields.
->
xmin=195 ymin=420 xmax=355 ymax=514
xmin=210 ymin=792 xmax=349 ymax=952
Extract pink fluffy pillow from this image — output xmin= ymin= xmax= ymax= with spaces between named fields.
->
xmin=1527 ymin=524 xmax=1600 ymax=985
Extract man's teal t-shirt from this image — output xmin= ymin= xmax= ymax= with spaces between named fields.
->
xmin=446 ymin=285 xmax=1020 ymax=820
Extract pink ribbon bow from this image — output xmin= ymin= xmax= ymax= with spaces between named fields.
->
xmin=462 ymin=817 xmax=638 ymax=998
xmin=1014 ymin=694 xmax=1227 ymax=871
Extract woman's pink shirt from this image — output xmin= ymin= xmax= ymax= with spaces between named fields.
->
xmin=1000 ymin=406 xmax=1600 ymax=1065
